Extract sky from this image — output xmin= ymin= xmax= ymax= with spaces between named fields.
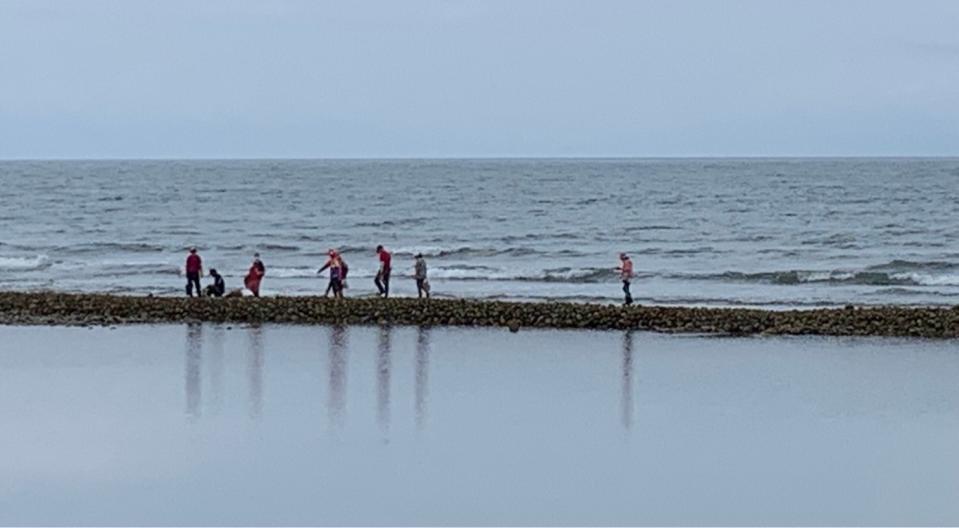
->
xmin=0 ymin=0 xmax=956 ymax=159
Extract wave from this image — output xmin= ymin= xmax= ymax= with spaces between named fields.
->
xmin=425 ymin=266 xmax=619 ymax=283
xmin=0 ymin=255 xmax=51 ymax=271
xmin=328 ymin=245 xmax=545 ymax=259
xmin=865 ymin=259 xmax=958 ymax=272
xmin=59 ymin=242 xmax=167 ymax=254
xmin=676 ymin=267 xmax=959 ymax=287
xmin=263 ymin=266 xmax=318 ymax=278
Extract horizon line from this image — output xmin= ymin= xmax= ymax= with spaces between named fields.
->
xmin=1 ymin=154 xmax=958 ymax=162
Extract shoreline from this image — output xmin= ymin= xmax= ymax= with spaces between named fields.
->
xmin=1 ymin=292 xmax=958 ymax=338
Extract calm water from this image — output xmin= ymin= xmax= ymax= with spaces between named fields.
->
xmin=0 ymin=324 xmax=956 ymax=525
xmin=1 ymin=158 xmax=959 ymax=307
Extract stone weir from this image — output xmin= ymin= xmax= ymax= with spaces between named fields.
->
xmin=1 ymin=292 xmax=958 ymax=338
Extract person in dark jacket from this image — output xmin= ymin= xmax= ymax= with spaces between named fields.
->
xmin=204 ymin=268 xmax=226 ymax=297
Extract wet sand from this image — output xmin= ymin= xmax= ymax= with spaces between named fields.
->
xmin=0 ymin=323 xmax=957 ymax=524
xmin=2 ymin=291 xmax=959 ymax=337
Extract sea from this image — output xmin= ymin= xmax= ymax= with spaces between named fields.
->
xmin=1 ymin=158 xmax=958 ymax=307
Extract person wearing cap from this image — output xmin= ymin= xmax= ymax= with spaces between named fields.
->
xmin=244 ymin=252 xmax=266 ymax=297
xmin=414 ymin=253 xmax=430 ymax=299
xmin=374 ymin=245 xmax=392 ymax=298
xmin=617 ymin=253 xmax=634 ymax=306
xmin=318 ymin=249 xmax=345 ymax=298
xmin=204 ymin=268 xmax=226 ymax=297
xmin=184 ymin=246 xmax=203 ymax=297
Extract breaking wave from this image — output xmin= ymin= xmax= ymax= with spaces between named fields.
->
xmin=0 ymin=255 xmax=51 ymax=271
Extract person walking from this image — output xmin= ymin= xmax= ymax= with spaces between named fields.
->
xmin=617 ymin=253 xmax=634 ymax=306
xmin=244 ymin=252 xmax=266 ymax=297
xmin=318 ymin=249 xmax=345 ymax=298
xmin=375 ymin=245 xmax=392 ymax=298
xmin=414 ymin=253 xmax=430 ymax=299
xmin=204 ymin=268 xmax=226 ymax=297
xmin=184 ymin=246 xmax=203 ymax=297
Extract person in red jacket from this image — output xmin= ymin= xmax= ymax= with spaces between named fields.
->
xmin=184 ymin=247 xmax=202 ymax=297
xmin=244 ymin=253 xmax=266 ymax=297
xmin=375 ymin=245 xmax=392 ymax=298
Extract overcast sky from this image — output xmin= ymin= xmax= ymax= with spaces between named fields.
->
xmin=0 ymin=0 xmax=956 ymax=158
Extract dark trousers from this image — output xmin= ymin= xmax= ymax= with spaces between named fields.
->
xmin=375 ymin=270 xmax=391 ymax=297
xmin=186 ymin=272 xmax=201 ymax=297
xmin=622 ymin=280 xmax=633 ymax=305
xmin=326 ymin=278 xmax=343 ymax=298
xmin=416 ymin=278 xmax=429 ymax=298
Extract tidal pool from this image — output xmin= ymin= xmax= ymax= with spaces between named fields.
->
xmin=0 ymin=324 xmax=956 ymax=525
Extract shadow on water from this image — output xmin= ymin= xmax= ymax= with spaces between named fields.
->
xmin=377 ymin=325 xmax=392 ymax=437
xmin=621 ymin=330 xmax=634 ymax=431
xmin=247 ymin=325 xmax=264 ymax=420
xmin=415 ymin=326 xmax=431 ymax=431
xmin=185 ymin=323 xmax=202 ymax=420
xmin=327 ymin=324 xmax=348 ymax=427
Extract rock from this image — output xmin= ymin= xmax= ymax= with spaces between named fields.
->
xmin=0 ymin=292 xmax=956 ymax=338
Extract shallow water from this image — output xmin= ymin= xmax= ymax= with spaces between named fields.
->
xmin=0 ymin=324 xmax=956 ymax=525
xmin=2 ymin=158 xmax=959 ymax=307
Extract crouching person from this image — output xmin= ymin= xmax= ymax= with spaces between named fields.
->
xmin=204 ymin=268 xmax=226 ymax=297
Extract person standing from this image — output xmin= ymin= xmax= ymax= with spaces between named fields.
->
xmin=617 ymin=253 xmax=634 ymax=306
xmin=184 ymin=246 xmax=202 ymax=297
xmin=414 ymin=253 xmax=430 ymax=299
xmin=375 ymin=245 xmax=392 ymax=298
xmin=245 ymin=252 xmax=266 ymax=297
xmin=318 ymin=249 xmax=345 ymax=298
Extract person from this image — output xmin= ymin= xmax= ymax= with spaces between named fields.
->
xmin=414 ymin=253 xmax=430 ymax=299
xmin=184 ymin=247 xmax=202 ymax=297
xmin=617 ymin=253 xmax=634 ymax=306
xmin=374 ymin=245 xmax=392 ymax=298
xmin=318 ymin=249 xmax=345 ymax=298
xmin=340 ymin=254 xmax=349 ymax=290
xmin=244 ymin=252 xmax=266 ymax=297
xmin=204 ymin=268 xmax=226 ymax=297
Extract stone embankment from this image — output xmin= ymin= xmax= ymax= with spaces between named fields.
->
xmin=1 ymin=292 xmax=958 ymax=338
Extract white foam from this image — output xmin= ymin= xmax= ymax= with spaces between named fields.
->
xmin=892 ymin=272 xmax=959 ymax=286
xmin=0 ymin=255 xmax=50 ymax=271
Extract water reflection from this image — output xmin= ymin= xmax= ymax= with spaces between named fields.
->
xmin=327 ymin=325 xmax=348 ymax=427
xmin=209 ymin=325 xmax=225 ymax=415
xmin=185 ymin=324 xmax=202 ymax=419
xmin=415 ymin=326 xmax=431 ymax=430
xmin=621 ymin=330 xmax=634 ymax=430
xmin=377 ymin=325 xmax=392 ymax=436
xmin=247 ymin=325 xmax=264 ymax=419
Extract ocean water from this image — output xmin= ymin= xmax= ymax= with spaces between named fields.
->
xmin=1 ymin=324 xmax=957 ymax=525
xmin=1 ymin=158 xmax=958 ymax=307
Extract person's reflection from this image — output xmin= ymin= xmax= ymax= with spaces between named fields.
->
xmin=247 ymin=324 xmax=264 ymax=419
xmin=415 ymin=326 xmax=431 ymax=431
xmin=377 ymin=325 xmax=392 ymax=435
xmin=209 ymin=325 xmax=225 ymax=415
xmin=621 ymin=330 xmax=634 ymax=431
xmin=327 ymin=324 xmax=348 ymax=427
xmin=185 ymin=323 xmax=202 ymax=420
